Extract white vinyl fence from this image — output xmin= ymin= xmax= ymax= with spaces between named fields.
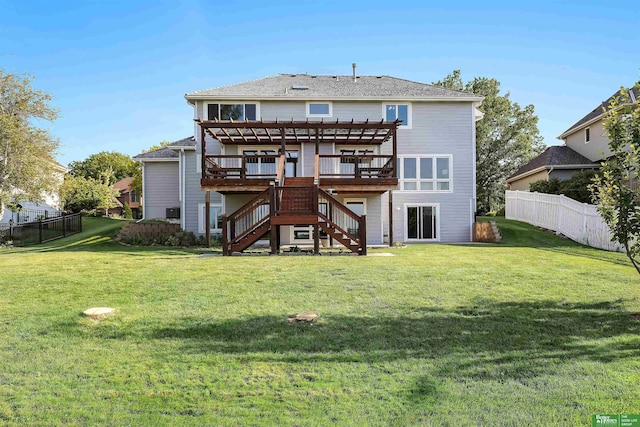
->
xmin=505 ymin=190 xmax=622 ymax=252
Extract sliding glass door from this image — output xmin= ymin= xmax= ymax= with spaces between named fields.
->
xmin=406 ymin=205 xmax=438 ymax=241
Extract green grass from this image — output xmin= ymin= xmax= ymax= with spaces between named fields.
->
xmin=0 ymin=217 xmax=639 ymax=426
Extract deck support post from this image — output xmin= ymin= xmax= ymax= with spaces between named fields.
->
xmin=270 ymin=185 xmax=277 ymax=255
xmin=205 ymin=191 xmax=211 ymax=248
xmin=388 ymin=190 xmax=393 ymax=247
xmin=222 ymin=215 xmax=228 ymax=255
xmin=313 ymin=223 xmax=320 ymax=255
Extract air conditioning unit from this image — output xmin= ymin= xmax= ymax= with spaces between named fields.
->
xmin=166 ymin=207 xmax=180 ymax=219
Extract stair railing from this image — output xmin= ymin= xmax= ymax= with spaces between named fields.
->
xmin=317 ymin=187 xmax=365 ymax=253
xmin=222 ymin=186 xmax=273 ymax=255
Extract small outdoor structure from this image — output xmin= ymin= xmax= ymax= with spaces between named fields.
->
xmin=197 ymin=119 xmax=401 ymax=256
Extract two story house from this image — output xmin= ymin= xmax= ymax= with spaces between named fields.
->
xmin=135 ymin=69 xmax=483 ymax=254
xmin=507 ymin=83 xmax=639 ymax=191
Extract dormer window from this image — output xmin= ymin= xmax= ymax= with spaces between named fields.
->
xmin=585 ymin=127 xmax=590 ymax=143
xmin=384 ymin=103 xmax=411 ymax=128
xmin=306 ymin=102 xmax=332 ymax=117
xmin=207 ymin=103 xmax=258 ymax=121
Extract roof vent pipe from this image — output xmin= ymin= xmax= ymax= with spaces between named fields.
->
xmin=352 ymin=63 xmax=357 ymax=82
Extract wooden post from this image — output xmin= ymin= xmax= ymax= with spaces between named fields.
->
xmin=388 ymin=190 xmax=393 ymax=246
xmin=270 ymin=185 xmax=277 ymax=255
xmin=38 ymin=220 xmax=43 ymax=244
xmin=222 ymin=215 xmax=228 ymax=256
xmin=359 ymin=215 xmax=367 ymax=255
xmin=62 ymin=214 xmax=66 ymax=237
xmin=313 ymin=223 xmax=320 ymax=255
xmin=205 ymin=191 xmax=211 ymax=248
xmin=392 ymin=125 xmax=398 ymax=178
xmin=200 ymin=126 xmax=206 ymax=177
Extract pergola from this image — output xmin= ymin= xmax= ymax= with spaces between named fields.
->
xmin=196 ymin=118 xmax=401 ymax=148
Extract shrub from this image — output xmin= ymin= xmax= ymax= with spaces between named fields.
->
xmin=529 ymin=178 xmax=561 ymax=194
xmin=528 ymin=170 xmax=598 ymax=204
xmin=495 ymin=207 xmax=505 ymax=216
xmin=559 ymin=169 xmax=598 ymax=203
xmin=123 ymin=202 xmax=133 ymax=220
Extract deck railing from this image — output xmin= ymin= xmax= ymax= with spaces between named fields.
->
xmin=0 ymin=213 xmax=82 ymax=246
xmin=204 ymin=154 xmax=282 ymax=179
xmin=203 ymin=154 xmax=395 ymax=181
xmin=317 ymin=154 xmax=394 ymax=178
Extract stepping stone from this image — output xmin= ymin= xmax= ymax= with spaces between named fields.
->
xmin=287 ymin=311 xmax=320 ymax=323
xmin=83 ymin=307 xmax=115 ymax=320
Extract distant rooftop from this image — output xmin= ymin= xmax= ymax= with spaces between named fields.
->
xmin=185 ymin=74 xmax=482 ymax=101
xmin=507 ymin=145 xmax=599 ymax=181
xmin=133 ymin=136 xmax=195 ymax=161
xmin=559 ymin=83 xmax=640 ymax=138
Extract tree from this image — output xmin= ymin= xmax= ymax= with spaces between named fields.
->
xmin=122 ymin=202 xmax=133 ymax=220
xmin=433 ymin=70 xmax=544 ymax=211
xmin=60 ymin=175 xmax=119 ymax=214
xmin=68 ymin=151 xmax=136 ymax=185
xmin=590 ymin=83 xmax=640 ymax=274
xmin=0 ymin=70 xmax=60 ymax=219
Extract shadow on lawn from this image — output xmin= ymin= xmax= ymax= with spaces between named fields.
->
xmin=145 ymin=299 xmax=640 ymax=381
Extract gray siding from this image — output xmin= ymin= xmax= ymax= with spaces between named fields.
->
xmin=179 ymin=99 xmax=476 ymax=242
xmin=143 ymin=161 xmax=180 ymax=220
xmin=183 ymin=150 xmax=222 ymax=235
xmin=564 ymin=119 xmax=610 ymax=162
xmin=392 ymin=103 xmax=475 ymax=243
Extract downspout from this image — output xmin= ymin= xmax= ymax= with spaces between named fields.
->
xmin=181 ymin=148 xmax=186 ymax=230
xmin=136 ymin=162 xmax=146 ymax=222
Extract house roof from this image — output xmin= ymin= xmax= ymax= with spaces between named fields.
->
xmin=113 ymin=177 xmax=133 ymax=193
xmin=558 ymin=83 xmax=640 ymax=138
xmin=133 ymin=136 xmax=195 ymax=161
xmin=185 ymin=74 xmax=482 ymax=101
xmin=507 ymin=146 xmax=599 ymax=182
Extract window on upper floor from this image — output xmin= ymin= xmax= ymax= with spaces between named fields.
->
xmin=585 ymin=127 xmax=590 ymax=143
xmin=130 ymin=191 xmax=139 ymax=203
xmin=398 ymin=155 xmax=452 ymax=192
xmin=384 ymin=103 xmax=411 ymax=128
xmin=306 ymin=102 xmax=332 ymax=117
xmin=207 ymin=103 xmax=257 ymax=121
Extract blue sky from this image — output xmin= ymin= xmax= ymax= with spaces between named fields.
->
xmin=1 ymin=0 xmax=638 ymax=166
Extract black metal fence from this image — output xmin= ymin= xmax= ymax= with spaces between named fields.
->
xmin=0 ymin=213 xmax=82 ymax=246
xmin=5 ymin=207 xmax=64 ymax=224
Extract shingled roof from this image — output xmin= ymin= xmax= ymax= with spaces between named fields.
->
xmin=559 ymin=84 xmax=640 ymax=138
xmin=507 ymin=146 xmax=599 ymax=182
xmin=133 ymin=137 xmax=195 ymax=161
xmin=185 ymin=74 xmax=482 ymax=101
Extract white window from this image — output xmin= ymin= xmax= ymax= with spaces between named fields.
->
xmin=198 ymin=203 xmax=223 ymax=234
xmin=405 ymin=204 xmax=439 ymax=241
xmin=585 ymin=127 xmax=590 ymax=143
xmin=398 ymin=156 xmax=452 ymax=192
xmin=206 ymin=103 xmax=258 ymax=120
xmin=384 ymin=103 xmax=411 ymax=128
xmin=292 ymin=226 xmax=313 ymax=241
xmin=243 ymin=149 xmax=277 ymax=177
xmin=306 ymin=102 xmax=332 ymax=117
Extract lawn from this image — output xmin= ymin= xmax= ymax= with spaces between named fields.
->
xmin=0 ymin=217 xmax=639 ymax=426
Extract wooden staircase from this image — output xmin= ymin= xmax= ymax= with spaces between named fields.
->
xmin=222 ymin=181 xmax=366 ymax=255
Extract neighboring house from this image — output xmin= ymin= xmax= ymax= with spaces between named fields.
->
xmin=135 ymin=68 xmax=483 ymax=254
xmin=507 ymin=146 xmax=599 ymax=191
xmin=0 ymin=161 xmax=67 ymax=224
xmin=508 ymin=83 xmax=639 ymax=190
xmin=113 ymin=177 xmax=142 ymax=219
